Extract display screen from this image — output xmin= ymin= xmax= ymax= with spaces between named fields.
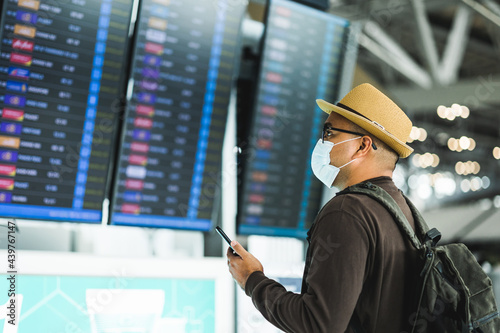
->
xmin=238 ymin=0 xmax=352 ymax=238
xmin=110 ymin=0 xmax=244 ymax=230
xmin=0 ymin=252 xmax=233 ymax=333
xmin=0 ymin=0 xmax=133 ymax=222
xmin=0 ymin=275 xmax=216 ymax=332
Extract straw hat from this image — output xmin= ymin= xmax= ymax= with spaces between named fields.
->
xmin=316 ymin=83 xmax=414 ymax=158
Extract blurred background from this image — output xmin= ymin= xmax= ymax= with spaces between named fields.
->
xmin=0 ymin=0 xmax=499 ymax=331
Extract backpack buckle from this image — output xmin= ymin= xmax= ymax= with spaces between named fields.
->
xmin=361 ymin=182 xmax=377 ymax=190
xmin=424 ymin=228 xmax=442 ymax=247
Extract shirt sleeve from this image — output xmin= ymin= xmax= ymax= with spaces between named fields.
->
xmin=244 ymin=210 xmax=371 ymax=333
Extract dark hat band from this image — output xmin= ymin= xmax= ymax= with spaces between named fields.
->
xmin=336 ymin=102 xmax=372 ymax=122
xmin=336 ymin=102 xmax=386 ymax=131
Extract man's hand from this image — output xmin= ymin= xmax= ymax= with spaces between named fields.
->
xmin=227 ymin=241 xmax=264 ymax=290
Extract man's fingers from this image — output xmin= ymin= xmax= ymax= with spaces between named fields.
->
xmin=226 ymin=241 xmax=246 ymax=259
xmin=225 ymin=241 xmax=263 ymax=290
xmin=227 ymin=246 xmax=239 ymax=258
xmin=230 ymin=240 xmax=246 ymax=255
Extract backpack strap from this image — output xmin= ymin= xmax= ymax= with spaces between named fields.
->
xmin=339 ymin=182 xmax=424 ymax=250
xmin=400 ymin=193 xmax=433 ymax=242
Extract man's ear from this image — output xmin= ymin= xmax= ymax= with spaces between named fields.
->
xmin=354 ymin=137 xmax=372 ymax=158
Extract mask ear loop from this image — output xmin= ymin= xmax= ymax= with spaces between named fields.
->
xmin=338 ymin=158 xmax=357 ymax=169
xmin=332 ymin=136 xmax=362 ymax=169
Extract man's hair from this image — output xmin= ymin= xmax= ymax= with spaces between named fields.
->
xmin=346 ymin=122 xmax=400 ymax=169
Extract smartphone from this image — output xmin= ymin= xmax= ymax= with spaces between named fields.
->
xmin=215 ymin=226 xmax=239 ymax=256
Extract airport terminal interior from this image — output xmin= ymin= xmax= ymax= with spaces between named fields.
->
xmin=0 ymin=0 xmax=499 ymax=331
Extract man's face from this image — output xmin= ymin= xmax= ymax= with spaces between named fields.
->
xmin=322 ymin=113 xmax=361 ymax=188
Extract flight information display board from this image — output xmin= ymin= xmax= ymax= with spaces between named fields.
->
xmin=238 ymin=0 xmax=352 ymax=238
xmin=0 ymin=0 xmax=133 ymax=222
xmin=110 ymin=0 xmax=244 ymax=230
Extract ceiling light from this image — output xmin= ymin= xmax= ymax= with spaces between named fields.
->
xmin=459 ymin=136 xmax=470 ymax=150
xmin=465 ymin=161 xmax=473 ymax=175
xmin=435 ymin=177 xmax=456 ymax=196
xmin=431 ymin=154 xmax=439 ymax=167
xmin=460 ymin=179 xmax=470 ymax=193
xmin=440 ymin=104 xmax=470 ymax=120
xmin=413 ymin=153 xmax=440 ymax=169
xmin=493 ymin=147 xmax=500 ymax=160
xmin=423 ymin=153 xmax=433 ymax=167
xmin=412 ymin=154 xmax=421 ymax=168
xmin=437 ymin=105 xmax=446 ymax=118
xmin=455 ymin=161 xmax=480 ymax=175
xmin=419 ymin=128 xmax=427 ymax=142
xmin=410 ymin=127 xmax=420 ymax=141
xmin=470 ymin=177 xmax=482 ymax=191
xmin=451 ymin=103 xmax=462 ymax=116
xmin=409 ymin=127 xmax=428 ymax=143
xmin=461 ymin=106 xmax=470 ymax=118
xmin=472 ymin=161 xmax=480 ymax=174
xmin=448 ymin=138 xmax=458 ymax=151
xmin=482 ymin=176 xmax=490 ymax=189
xmin=494 ymin=196 xmax=500 ymax=208
xmin=468 ymin=138 xmax=476 ymax=151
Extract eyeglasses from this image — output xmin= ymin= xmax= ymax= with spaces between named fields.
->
xmin=322 ymin=124 xmax=378 ymax=150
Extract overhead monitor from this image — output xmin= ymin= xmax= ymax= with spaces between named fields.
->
xmin=0 ymin=0 xmax=134 ymax=222
xmin=238 ymin=0 xmax=354 ymax=238
xmin=109 ymin=0 xmax=244 ymax=230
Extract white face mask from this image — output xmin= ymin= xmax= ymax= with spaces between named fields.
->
xmin=311 ymin=137 xmax=360 ymax=188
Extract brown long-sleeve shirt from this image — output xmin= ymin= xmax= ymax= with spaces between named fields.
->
xmin=245 ymin=176 xmax=420 ymax=333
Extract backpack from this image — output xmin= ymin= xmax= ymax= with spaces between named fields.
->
xmin=340 ymin=182 xmax=500 ymax=333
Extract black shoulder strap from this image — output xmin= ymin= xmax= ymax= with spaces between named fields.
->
xmin=340 ymin=182 xmax=423 ymax=250
xmin=398 ymin=190 xmax=430 ymax=235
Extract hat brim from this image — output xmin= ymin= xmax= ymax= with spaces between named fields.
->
xmin=316 ymin=99 xmax=414 ymax=158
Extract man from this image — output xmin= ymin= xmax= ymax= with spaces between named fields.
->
xmin=227 ymin=83 xmax=421 ymax=332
